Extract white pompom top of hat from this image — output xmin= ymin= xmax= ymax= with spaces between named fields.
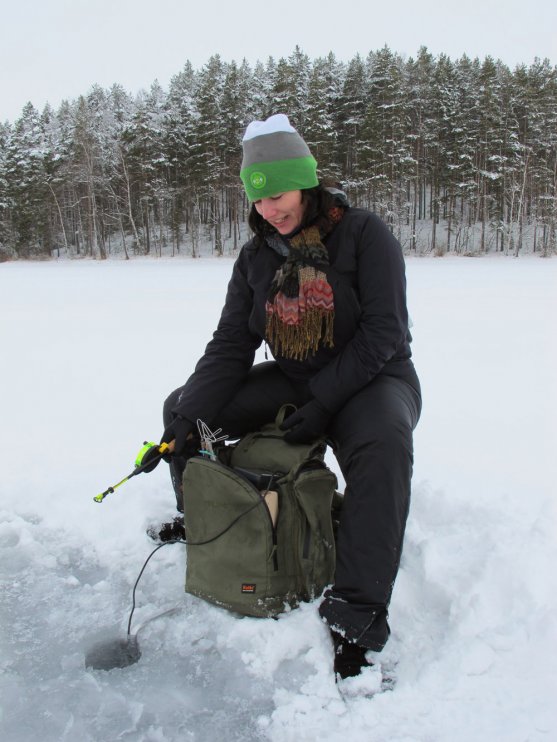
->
xmin=242 ymin=113 xmax=296 ymax=142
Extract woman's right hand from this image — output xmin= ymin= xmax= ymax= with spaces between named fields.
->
xmin=161 ymin=415 xmax=195 ymax=456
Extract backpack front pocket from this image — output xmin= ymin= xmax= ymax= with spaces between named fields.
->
xmin=183 ymin=457 xmax=277 ymax=616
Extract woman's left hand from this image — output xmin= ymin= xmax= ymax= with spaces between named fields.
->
xmin=280 ymin=399 xmax=332 ymax=444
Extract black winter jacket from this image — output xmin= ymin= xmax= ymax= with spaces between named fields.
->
xmin=172 ymin=208 xmax=416 ymax=424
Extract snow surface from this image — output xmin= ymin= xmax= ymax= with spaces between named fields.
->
xmin=1 ymin=255 xmax=556 ymax=741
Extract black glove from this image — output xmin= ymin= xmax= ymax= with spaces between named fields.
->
xmin=280 ymin=400 xmax=332 ymax=444
xmin=161 ymin=415 xmax=195 ymax=457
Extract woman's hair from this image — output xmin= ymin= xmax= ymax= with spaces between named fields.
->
xmin=247 ymin=179 xmax=343 ymax=244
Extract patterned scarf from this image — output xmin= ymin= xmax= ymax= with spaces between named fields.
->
xmin=265 ymin=208 xmax=343 ymax=361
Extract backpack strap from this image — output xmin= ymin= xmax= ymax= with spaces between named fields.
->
xmin=274 ymin=403 xmax=297 ymax=428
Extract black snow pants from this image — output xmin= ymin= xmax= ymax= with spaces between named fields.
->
xmin=163 ymin=360 xmax=421 ymax=651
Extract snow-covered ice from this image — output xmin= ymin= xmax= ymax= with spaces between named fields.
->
xmin=1 ymin=254 xmax=556 ymax=741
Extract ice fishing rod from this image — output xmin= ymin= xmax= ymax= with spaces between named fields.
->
xmin=93 ymin=440 xmax=175 ymax=503
xmin=93 ymin=421 xmax=227 ymax=504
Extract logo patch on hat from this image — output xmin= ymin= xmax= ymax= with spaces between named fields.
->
xmin=250 ymin=172 xmax=266 ymax=190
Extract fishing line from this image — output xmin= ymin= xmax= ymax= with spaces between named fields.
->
xmin=125 ymin=478 xmax=277 ymax=640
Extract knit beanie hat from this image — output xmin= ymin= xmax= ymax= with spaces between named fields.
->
xmin=240 ymin=113 xmax=318 ymax=201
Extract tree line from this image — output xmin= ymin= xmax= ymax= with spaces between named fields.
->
xmin=0 ymin=46 xmax=556 ymax=260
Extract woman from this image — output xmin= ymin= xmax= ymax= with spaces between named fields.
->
xmin=159 ymin=113 xmax=421 ymax=680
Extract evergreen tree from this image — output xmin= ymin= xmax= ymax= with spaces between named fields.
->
xmin=475 ymin=56 xmax=506 ymax=251
xmin=4 ymin=103 xmax=51 ymax=256
xmin=361 ymin=47 xmax=411 ymax=223
xmin=194 ymin=55 xmax=227 ymax=253
xmin=163 ymin=62 xmax=199 ymax=253
xmin=518 ymin=59 xmax=557 ymax=254
xmin=250 ymin=59 xmax=274 ymax=120
xmin=446 ymin=55 xmax=482 ymax=252
xmin=0 ymin=121 xmax=12 ymax=256
xmin=304 ymin=53 xmax=345 ymax=178
xmin=405 ymin=47 xmax=438 ymax=249
xmin=120 ymin=81 xmax=168 ymax=254
xmin=336 ymin=54 xmax=367 ymax=190
xmin=220 ymin=60 xmax=252 ymax=249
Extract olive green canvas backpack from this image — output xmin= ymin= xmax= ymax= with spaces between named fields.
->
xmin=182 ymin=407 xmax=338 ymax=618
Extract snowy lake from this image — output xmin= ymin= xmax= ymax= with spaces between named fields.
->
xmin=1 ymin=255 xmax=556 ymax=741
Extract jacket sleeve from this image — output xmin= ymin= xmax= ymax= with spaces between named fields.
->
xmin=171 ymin=247 xmax=262 ymax=425
xmin=309 ymin=214 xmax=409 ymax=413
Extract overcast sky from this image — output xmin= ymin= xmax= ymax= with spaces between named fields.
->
xmin=1 ymin=0 xmax=556 ymax=123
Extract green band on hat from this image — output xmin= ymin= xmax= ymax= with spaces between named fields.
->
xmin=240 ymin=156 xmax=318 ymax=201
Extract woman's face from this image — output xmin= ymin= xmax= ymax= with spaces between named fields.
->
xmin=253 ymin=190 xmax=305 ymax=235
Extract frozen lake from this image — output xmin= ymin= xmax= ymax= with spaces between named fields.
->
xmin=1 ymin=254 xmax=556 ymax=741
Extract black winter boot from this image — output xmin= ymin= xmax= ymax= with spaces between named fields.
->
xmin=331 ymin=630 xmax=373 ymax=679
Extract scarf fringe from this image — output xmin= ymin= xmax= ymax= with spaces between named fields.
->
xmin=266 ymin=308 xmax=334 ymax=361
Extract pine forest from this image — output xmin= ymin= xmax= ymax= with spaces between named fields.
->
xmin=1 ymin=46 xmax=556 ymax=260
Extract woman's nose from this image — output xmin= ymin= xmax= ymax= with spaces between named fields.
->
xmin=259 ymin=199 xmax=277 ymax=220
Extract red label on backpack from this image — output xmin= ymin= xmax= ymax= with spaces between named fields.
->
xmin=241 ymin=583 xmax=256 ymax=594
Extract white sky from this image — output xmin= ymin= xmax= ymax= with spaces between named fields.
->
xmin=1 ymin=0 xmax=556 ymax=123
